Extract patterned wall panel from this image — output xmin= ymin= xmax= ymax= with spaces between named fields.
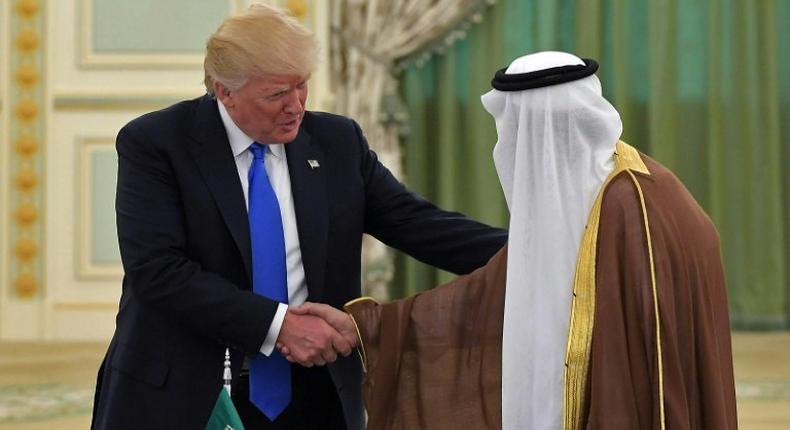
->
xmin=8 ymin=0 xmax=45 ymax=299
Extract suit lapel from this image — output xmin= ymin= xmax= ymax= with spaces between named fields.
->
xmin=285 ymin=129 xmax=328 ymax=301
xmin=187 ymin=95 xmax=252 ymax=285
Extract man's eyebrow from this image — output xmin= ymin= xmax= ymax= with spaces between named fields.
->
xmin=258 ymin=77 xmax=310 ymax=95
xmin=260 ymin=85 xmax=290 ymax=94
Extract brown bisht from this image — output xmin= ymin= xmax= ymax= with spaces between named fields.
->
xmin=346 ymin=142 xmax=737 ymax=429
xmin=346 ymin=246 xmax=507 ymax=430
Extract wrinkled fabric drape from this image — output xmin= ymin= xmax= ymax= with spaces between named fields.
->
xmin=346 ymin=246 xmax=506 ymax=430
xmin=329 ymin=0 xmax=487 ymax=300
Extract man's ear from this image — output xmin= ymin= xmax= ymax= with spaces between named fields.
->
xmin=214 ymin=81 xmax=233 ymax=108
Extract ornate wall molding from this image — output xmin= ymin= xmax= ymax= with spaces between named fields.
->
xmin=76 ymin=137 xmax=123 ymax=280
xmin=78 ymin=0 xmax=243 ymax=69
xmin=53 ymin=91 xmax=198 ymax=111
xmin=8 ymin=0 xmax=45 ymax=299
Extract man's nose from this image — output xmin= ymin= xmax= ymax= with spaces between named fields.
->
xmin=283 ymin=90 xmax=303 ymax=113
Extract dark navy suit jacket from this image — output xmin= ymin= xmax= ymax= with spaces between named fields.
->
xmin=91 ymin=94 xmax=507 ymax=429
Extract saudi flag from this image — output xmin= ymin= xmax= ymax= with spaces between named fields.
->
xmin=205 ymin=388 xmax=245 ymax=430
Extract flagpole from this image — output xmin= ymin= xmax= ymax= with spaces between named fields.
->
xmin=223 ymin=348 xmax=232 ymax=395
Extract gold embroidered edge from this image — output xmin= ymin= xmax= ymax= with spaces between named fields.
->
xmin=563 ymin=141 xmax=655 ymax=429
xmin=343 ymin=296 xmax=379 ymax=373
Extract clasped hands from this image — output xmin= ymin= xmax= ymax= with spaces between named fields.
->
xmin=275 ymin=302 xmax=359 ymax=367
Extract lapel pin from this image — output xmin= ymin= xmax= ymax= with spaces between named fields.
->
xmin=307 ymin=159 xmax=320 ymax=169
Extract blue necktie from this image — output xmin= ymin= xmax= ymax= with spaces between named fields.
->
xmin=247 ymin=143 xmax=290 ymax=420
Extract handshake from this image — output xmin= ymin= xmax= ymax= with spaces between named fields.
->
xmin=275 ymin=302 xmax=360 ymax=367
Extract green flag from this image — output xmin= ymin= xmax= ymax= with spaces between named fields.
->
xmin=205 ymin=388 xmax=245 ymax=430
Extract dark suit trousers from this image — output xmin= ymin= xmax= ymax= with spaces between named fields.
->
xmin=233 ymin=364 xmax=347 ymax=430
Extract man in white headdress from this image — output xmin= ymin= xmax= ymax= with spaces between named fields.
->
xmin=290 ymin=51 xmax=737 ymax=429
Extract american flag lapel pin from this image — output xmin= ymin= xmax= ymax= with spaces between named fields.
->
xmin=307 ymin=159 xmax=320 ymax=169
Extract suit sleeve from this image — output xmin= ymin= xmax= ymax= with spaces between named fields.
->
xmin=115 ymin=124 xmax=277 ymax=354
xmin=354 ymin=121 xmax=508 ymax=274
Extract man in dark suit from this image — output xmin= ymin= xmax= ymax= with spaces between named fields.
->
xmin=91 ymin=4 xmax=506 ymax=430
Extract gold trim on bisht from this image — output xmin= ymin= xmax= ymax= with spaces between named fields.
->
xmin=344 ymin=296 xmax=380 ymax=374
xmin=563 ymin=141 xmax=664 ymax=430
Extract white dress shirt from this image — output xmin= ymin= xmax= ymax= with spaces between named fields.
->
xmin=217 ymin=100 xmax=309 ymax=356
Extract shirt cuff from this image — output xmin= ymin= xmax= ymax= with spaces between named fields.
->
xmin=260 ymin=303 xmax=288 ymax=356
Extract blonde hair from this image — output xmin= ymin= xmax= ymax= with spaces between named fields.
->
xmin=204 ymin=3 xmax=317 ymax=95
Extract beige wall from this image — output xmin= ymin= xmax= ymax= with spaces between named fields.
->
xmin=1 ymin=0 xmax=335 ymax=341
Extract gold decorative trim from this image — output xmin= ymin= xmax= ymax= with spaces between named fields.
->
xmin=626 ymin=168 xmax=666 ymax=430
xmin=77 ymin=137 xmax=123 ymax=280
xmin=54 ymin=91 xmax=200 ymax=111
xmin=78 ymin=0 xmax=244 ymax=69
xmin=52 ymin=301 xmax=118 ymax=311
xmin=346 ymin=312 xmax=367 ymax=373
xmin=344 ymin=296 xmax=380 ymax=307
xmin=344 ymin=296 xmax=379 ymax=373
xmin=563 ymin=159 xmax=608 ymax=430
xmin=9 ymin=0 xmax=46 ymax=299
xmin=286 ymin=0 xmax=309 ymax=20
xmin=614 ymin=141 xmax=649 ymax=174
xmin=563 ymin=141 xmax=657 ymax=429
